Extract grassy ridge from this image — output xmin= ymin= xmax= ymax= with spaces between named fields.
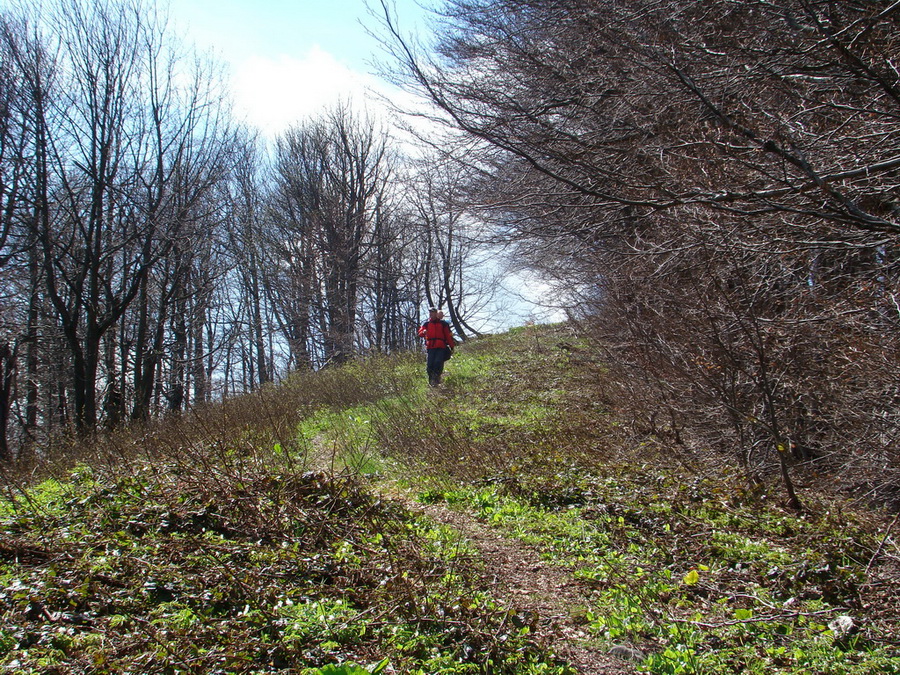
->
xmin=2 ymin=324 xmax=899 ymax=674
xmin=315 ymin=325 xmax=900 ymax=674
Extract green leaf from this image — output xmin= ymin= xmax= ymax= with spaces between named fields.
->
xmin=315 ymin=666 xmax=371 ymax=675
xmin=734 ymin=608 xmax=753 ymax=621
xmin=682 ymin=569 xmax=699 ymax=585
xmin=312 ymin=663 xmax=388 ymax=675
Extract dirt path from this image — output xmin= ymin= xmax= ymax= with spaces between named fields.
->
xmin=311 ymin=435 xmax=638 ymax=672
xmin=414 ymin=501 xmax=639 ymax=675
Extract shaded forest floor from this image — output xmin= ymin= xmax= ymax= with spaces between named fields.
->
xmin=1 ymin=324 xmax=899 ymax=674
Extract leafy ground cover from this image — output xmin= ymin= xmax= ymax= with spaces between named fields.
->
xmin=2 ymin=323 xmax=899 ymax=674
xmin=0 ymin=459 xmax=568 ymax=674
xmin=347 ymin=325 xmax=900 ymax=674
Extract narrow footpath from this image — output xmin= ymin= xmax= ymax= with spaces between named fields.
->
xmin=415 ymin=501 xmax=638 ymax=675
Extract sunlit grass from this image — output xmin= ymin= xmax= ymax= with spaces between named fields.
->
xmin=2 ymin=323 xmax=897 ymax=674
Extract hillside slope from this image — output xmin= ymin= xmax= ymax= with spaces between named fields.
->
xmin=1 ymin=324 xmax=898 ymax=674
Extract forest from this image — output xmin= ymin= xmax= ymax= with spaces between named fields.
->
xmin=1 ymin=0 xmax=898 ymax=502
xmin=0 ymin=0 xmax=490 ymax=456
xmin=378 ymin=0 xmax=900 ymax=507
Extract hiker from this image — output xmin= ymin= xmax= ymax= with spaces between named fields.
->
xmin=417 ymin=307 xmax=455 ymax=386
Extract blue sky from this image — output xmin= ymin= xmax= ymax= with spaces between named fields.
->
xmin=170 ymin=0 xmax=435 ymax=136
xmin=170 ymin=0 xmax=566 ymax=328
xmin=173 ymin=0 xmax=431 ymax=69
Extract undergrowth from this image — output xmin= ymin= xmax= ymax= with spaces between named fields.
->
xmin=366 ymin=324 xmax=900 ymax=674
xmin=2 ymin=322 xmax=899 ymax=674
xmin=0 ymin=458 xmax=568 ymax=673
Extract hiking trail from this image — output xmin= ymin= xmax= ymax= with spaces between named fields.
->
xmin=411 ymin=499 xmax=638 ymax=675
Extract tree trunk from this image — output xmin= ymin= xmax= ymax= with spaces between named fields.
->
xmin=0 ymin=342 xmax=15 ymax=461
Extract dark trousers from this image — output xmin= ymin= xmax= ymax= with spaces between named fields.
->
xmin=426 ymin=348 xmax=449 ymax=385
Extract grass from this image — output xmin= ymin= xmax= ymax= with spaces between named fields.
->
xmin=2 ymin=323 xmax=899 ymax=674
xmin=0 ymin=461 xmax=569 ymax=674
xmin=421 ymin=477 xmax=898 ymax=674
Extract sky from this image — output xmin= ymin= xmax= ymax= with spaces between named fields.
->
xmin=168 ymin=0 xmax=566 ymax=329
xmin=169 ymin=0 xmax=433 ymax=138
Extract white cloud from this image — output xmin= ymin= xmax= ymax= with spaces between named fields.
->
xmin=231 ymin=47 xmax=375 ymax=137
xmin=496 ymin=270 xmax=569 ymax=329
xmin=229 ymin=45 xmax=442 ymax=159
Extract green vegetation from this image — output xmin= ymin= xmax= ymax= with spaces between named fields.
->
xmin=2 ymin=324 xmax=898 ymax=673
xmin=0 ymin=463 xmax=564 ymax=673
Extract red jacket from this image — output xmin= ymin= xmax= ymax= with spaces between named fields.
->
xmin=418 ymin=319 xmax=454 ymax=349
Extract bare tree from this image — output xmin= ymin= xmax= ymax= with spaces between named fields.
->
xmin=379 ymin=0 xmax=900 ymax=504
xmin=269 ymin=105 xmax=394 ymax=366
xmin=360 ymin=190 xmax=422 ymax=353
xmin=223 ymin=133 xmax=276 ymax=389
xmin=408 ymin=152 xmax=499 ymax=339
xmin=0 ymin=0 xmax=241 ymax=438
xmin=0 ymin=13 xmax=57 ymax=455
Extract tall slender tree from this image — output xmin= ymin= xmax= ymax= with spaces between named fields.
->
xmin=270 ymin=105 xmax=393 ymax=366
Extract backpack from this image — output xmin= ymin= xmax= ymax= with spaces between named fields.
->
xmin=420 ymin=319 xmax=454 ymax=351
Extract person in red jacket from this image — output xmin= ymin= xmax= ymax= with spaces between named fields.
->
xmin=417 ymin=307 xmax=455 ymax=386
